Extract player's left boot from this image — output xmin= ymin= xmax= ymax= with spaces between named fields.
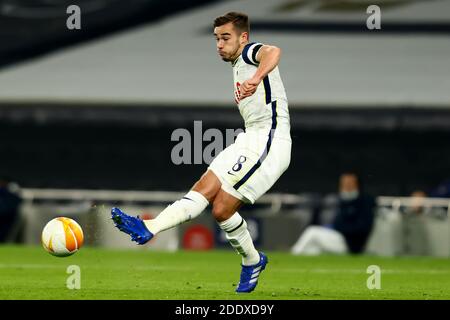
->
xmin=236 ymin=252 xmax=268 ymax=293
xmin=111 ymin=207 xmax=153 ymax=245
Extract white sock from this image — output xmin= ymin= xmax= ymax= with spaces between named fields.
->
xmin=144 ymin=190 xmax=209 ymax=234
xmin=218 ymin=212 xmax=260 ymax=266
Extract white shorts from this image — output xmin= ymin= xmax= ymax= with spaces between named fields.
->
xmin=208 ymin=124 xmax=291 ymax=204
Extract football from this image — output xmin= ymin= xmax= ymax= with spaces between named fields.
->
xmin=41 ymin=217 xmax=84 ymax=257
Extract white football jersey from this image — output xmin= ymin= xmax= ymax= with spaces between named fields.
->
xmin=232 ymin=42 xmax=290 ymax=134
xmin=208 ymin=42 xmax=292 ymax=204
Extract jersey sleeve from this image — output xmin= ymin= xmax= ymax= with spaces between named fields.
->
xmin=242 ymin=42 xmax=264 ymax=66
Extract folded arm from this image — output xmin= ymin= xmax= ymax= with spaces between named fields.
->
xmin=240 ymin=45 xmax=282 ymax=100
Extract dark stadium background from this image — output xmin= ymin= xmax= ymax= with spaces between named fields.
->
xmin=1 ymin=0 xmax=449 ymax=196
xmin=1 ymin=105 xmax=450 ymax=195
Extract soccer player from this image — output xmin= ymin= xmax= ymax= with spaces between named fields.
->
xmin=111 ymin=12 xmax=291 ymax=293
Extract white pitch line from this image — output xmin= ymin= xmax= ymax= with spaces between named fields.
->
xmin=0 ymin=265 xmax=448 ymax=274
xmin=281 ymin=268 xmax=450 ymax=274
xmin=0 ymin=264 xmax=192 ymax=271
xmin=0 ymin=264 xmax=60 ymax=269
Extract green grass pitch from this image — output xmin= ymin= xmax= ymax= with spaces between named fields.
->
xmin=0 ymin=245 xmax=449 ymax=300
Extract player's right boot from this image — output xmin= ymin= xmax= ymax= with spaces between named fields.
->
xmin=111 ymin=207 xmax=153 ymax=245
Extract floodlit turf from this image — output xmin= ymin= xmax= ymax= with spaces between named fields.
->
xmin=0 ymin=245 xmax=449 ymax=300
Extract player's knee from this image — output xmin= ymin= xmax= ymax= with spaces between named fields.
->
xmin=192 ymin=171 xmax=221 ymax=203
xmin=212 ymin=202 xmax=231 ymax=222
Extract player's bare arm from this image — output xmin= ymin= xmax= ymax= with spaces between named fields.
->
xmin=240 ymin=45 xmax=282 ymax=99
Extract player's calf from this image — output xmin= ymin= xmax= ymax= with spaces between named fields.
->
xmin=143 ymin=190 xmax=209 ymax=234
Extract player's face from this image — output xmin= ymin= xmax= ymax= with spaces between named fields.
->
xmin=214 ymin=23 xmax=247 ymax=62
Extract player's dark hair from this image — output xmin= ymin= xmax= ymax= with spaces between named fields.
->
xmin=213 ymin=12 xmax=249 ymax=34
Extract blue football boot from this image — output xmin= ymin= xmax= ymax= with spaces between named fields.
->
xmin=111 ymin=207 xmax=153 ymax=245
xmin=236 ymin=252 xmax=268 ymax=293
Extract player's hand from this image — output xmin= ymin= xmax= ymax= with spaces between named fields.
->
xmin=239 ymin=78 xmax=260 ymax=100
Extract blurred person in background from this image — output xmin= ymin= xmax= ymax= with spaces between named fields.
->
xmin=401 ymin=190 xmax=429 ymax=255
xmin=0 ymin=176 xmax=22 ymax=242
xmin=406 ymin=190 xmax=427 ymax=215
xmin=291 ymin=172 xmax=375 ymax=255
xmin=405 ymin=189 xmax=447 ymax=220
